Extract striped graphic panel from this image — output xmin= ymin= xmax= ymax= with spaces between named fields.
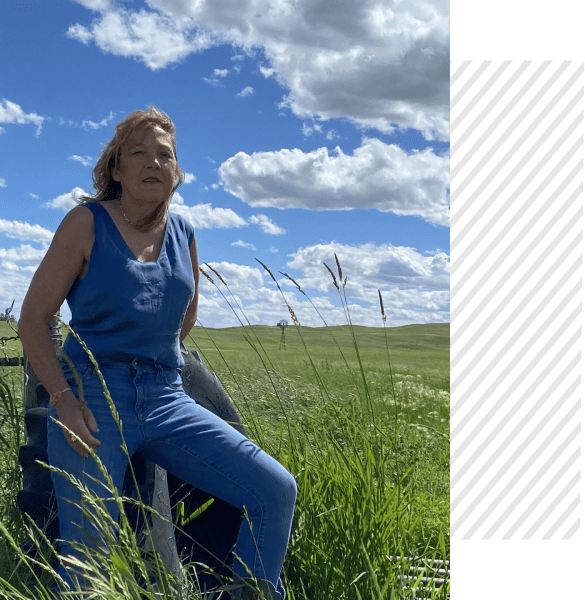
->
xmin=451 ymin=61 xmax=583 ymax=540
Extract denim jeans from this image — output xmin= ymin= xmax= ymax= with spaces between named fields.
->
xmin=47 ymin=358 xmax=296 ymax=596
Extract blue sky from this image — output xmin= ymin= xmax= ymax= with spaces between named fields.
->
xmin=1 ymin=0 xmax=449 ymax=328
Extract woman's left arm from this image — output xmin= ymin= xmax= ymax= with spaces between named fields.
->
xmin=180 ymin=237 xmax=200 ymax=342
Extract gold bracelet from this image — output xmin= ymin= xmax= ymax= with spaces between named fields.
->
xmin=49 ymin=387 xmax=72 ymax=407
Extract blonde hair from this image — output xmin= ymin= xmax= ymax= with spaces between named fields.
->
xmin=80 ymin=107 xmax=185 ymax=231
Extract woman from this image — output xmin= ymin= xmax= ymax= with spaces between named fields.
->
xmin=18 ymin=107 xmax=296 ymax=600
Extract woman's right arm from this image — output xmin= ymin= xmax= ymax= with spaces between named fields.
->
xmin=18 ymin=205 xmax=100 ymax=456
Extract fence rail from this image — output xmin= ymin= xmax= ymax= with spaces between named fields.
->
xmin=392 ymin=556 xmax=450 ymax=590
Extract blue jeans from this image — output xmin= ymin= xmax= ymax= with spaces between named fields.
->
xmin=47 ymin=358 xmax=296 ymax=596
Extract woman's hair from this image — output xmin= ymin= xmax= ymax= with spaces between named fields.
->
xmin=80 ymin=106 xmax=185 ymax=231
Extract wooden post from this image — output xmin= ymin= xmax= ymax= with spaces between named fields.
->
xmin=23 ymin=314 xmax=60 ymax=411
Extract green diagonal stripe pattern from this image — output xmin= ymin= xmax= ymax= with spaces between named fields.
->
xmin=451 ymin=60 xmax=583 ymax=540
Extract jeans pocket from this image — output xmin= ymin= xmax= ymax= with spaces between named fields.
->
xmin=60 ymin=363 xmax=93 ymax=392
xmin=162 ymin=367 xmax=183 ymax=388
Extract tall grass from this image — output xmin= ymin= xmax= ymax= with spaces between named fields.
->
xmin=0 ymin=261 xmax=449 ymax=599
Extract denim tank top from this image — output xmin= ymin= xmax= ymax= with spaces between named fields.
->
xmin=63 ymin=202 xmax=195 ymax=368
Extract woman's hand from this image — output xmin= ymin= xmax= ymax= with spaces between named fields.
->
xmin=55 ymin=392 xmax=101 ymax=458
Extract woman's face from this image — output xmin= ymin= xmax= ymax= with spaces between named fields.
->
xmin=113 ymin=125 xmax=178 ymax=206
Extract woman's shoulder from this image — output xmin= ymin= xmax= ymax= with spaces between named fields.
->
xmin=53 ymin=204 xmax=95 ymax=254
xmin=60 ymin=203 xmax=95 ymax=230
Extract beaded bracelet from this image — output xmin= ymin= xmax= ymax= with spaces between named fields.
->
xmin=49 ymin=387 xmax=72 ymax=407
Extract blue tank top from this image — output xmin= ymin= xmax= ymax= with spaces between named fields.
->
xmin=63 ymin=201 xmax=195 ymax=368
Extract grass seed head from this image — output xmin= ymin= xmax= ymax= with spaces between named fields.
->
xmin=378 ymin=289 xmax=386 ymax=322
xmin=205 ymin=263 xmax=227 ymax=286
xmin=287 ymin=304 xmax=299 ymax=325
xmin=279 ymin=271 xmax=306 ymax=296
xmin=199 ymin=266 xmax=214 ymax=285
xmin=334 ymin=253 xmax=343 ymax=282
xmin=323 ymin=262 xmax=339 ymax=290
xmin=256 ymin=257 xmax=282 ymax=291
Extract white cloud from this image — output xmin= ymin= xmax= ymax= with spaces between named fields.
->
xmin=237 ymin=86 xmax=254 ymax=97
xmin=0 ymin=178 xmax=6 ymax=188
xmin=0 ymin=98 xmax=45 ymax=136
xmin=282 ymin=241 xmax=450 ymax=325
xmin=287 ymin=242 xmax=450 ymax=291
xmin=259 ymin=64 xmax=276 ymax=79
xmin=204 ymin=77 xmax=224 ymax=87
xmin=183 ymin=172 xmax=196 ymax=184
xmin=28 ymin=193 xmax=40 ymax=199
xmin=200 ymin=261 xmax=266 ymax=294
xmin=232 ymin=240 xmax=256 ymax=251
xmin=0 ymin=244 xmax=48 ymax=264
xmin=66 ymin=8 xmax=216 ymax=71
xmin=0 ymin=219 xmax=54 ymax=243
xmin=43 ymin=187 xmax=88 ymax=212
xmin=59 ymin=117 xmax=79 ymax=127
xmin=287 ymin=242 xmax=449 ymax=296
xmin=67 ymin=0 xmax=449 ymax=140
xmin=73 ymin=0 xmax=113 ymax=12
xmin=82 ymin=112 xmax=115 ymax=130
xmin=301 ymin=122 xmax=323 ymax=137
xmin=193 ymin=242 xmax=449 ymax=328
xmin=68 ymin=155 xmax=94 ymax=167
xmin=219 ymin=138 xmax=450 ymax=226
xmin=169 ymin=193 xmax=247 ymax=229
xmin=249 ymin=214 xmax=285 ymax=235
xmin=0 ymin=243 xmax=52 ymax=321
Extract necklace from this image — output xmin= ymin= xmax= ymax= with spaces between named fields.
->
xmin=118 ymin=200 xmax=136 ymax=227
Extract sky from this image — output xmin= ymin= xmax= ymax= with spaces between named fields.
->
xmin=0 ymin=0 xmax=449 ymax=329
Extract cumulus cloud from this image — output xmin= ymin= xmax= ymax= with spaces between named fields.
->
xmin=193 ymin=242 xmax=449 ymax=327
xmin=68 ymin=155 xmax=94 ymax=167
xmin=0 ymin=98 xmax=45 ymax=136
xmin=219 ymin=138 xmax=450 ymax=226
xmin=204 ymin=68 xmax=230 ymax=86
xmin=66 ymin=8 xmax=216 ymax=70
xmin=232 ymin=240 xmax=256 ymax=251
xmin=169 ymin=193 xmax=247 ymax=229
xmin=43 ymin=187 xmax=88 ymax=211
xmin=68 ymin=0 xmax=449 ymax=139
xmin=0 ymin=219 xmax=54 ymax=243
xmin=0 ymin=243 xmax=52 ymax=320
xmin=237 ymin=86 xmax=254 ymax=97
xmin=183 ymin=172 xmax=196 ymax=184
xmin=287 ymin=242 xmax=449 ymax=296
xmin=0 ymin=243 xmax=48 ymax=265
xmin=249 ymin=214 xmax=285 ymax=235
xmin=0 ymin=178 xmax=6 ymax=188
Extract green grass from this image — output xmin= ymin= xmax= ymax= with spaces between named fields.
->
xmin=0 ymin=314 xmax=449 ymax=599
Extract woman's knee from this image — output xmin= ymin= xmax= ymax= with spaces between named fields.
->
xmin=268 ymin=465 xmax=297 ymax=515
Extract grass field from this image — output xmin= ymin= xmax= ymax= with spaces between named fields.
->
xmin=0 ymin=318 xmax=449 ymax=599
